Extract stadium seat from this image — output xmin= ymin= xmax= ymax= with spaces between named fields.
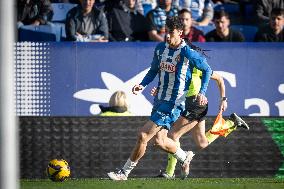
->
xmin=18 ymin=24 xmax=62 ymax=42
xmin=51 ymin=3 xmax=77 ymax=22
xmin=142 ymin=3 xmax=153 ymax=16
xmin=214 ymin=3 xmax=239 ymax=14
xmin=51 ymin=3 xmax=77 ymax=41
xmin=230 ymin=25 xmax=258 ymax=42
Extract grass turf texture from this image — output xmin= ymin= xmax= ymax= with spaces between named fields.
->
xmin=21 ymin=178 xmax=284 ymax=189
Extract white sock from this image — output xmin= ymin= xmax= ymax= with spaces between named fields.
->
xmin=122 ymin=158 xmax=138 ymax=176
xmin=173 ymin=147 xmax=187 ymax=163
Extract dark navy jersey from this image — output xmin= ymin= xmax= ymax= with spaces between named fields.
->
xmin=140 ymin=40 xmax=212 ymax=105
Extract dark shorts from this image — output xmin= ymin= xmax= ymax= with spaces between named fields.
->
xmin=181 ymin=96 xmax=208 ymax=122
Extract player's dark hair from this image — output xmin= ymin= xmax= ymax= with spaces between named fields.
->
xmin=178 ymin=8 xmax=192 ymax=16
xmin=271 ymin=8 xmax=284 ymax=17
xmin=166 ymin=16 xmax=209 ymax=57
xmin=213 ymin=9 xmax=230 ymax=20
xmin=166 ymin=16 xmax=184 ymax=32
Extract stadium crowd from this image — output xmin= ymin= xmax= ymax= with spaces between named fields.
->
xmin=17 ymin=0 xmax=284 ymax=42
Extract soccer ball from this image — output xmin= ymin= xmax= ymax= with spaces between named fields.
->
xmin=46 ymin=159 xmax=71 ymax=182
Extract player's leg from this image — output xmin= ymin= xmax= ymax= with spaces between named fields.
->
xmin=160 ymin=96 xmax=207 ymax=178
xmin=191 ymin=120 xmax=209 ymax=149
xmin=161 ymin=140 xmax=180 ymax=178
xmin=154 ymin=102 xmax=197 ymax=179
xmin=170 ymin=95 xmax=208 ymax=143
xmin=156 ymin=116 xmax=198 ymax=178
xmin=130 ymin=121 xmax=164 ymax=161
xmin=107 ymin=120 xmax=162 ymax=180
xmin=153 ymin=125 xmax=195 ymax=179
xmin=161 ymin=118 xmax=221 ymax=179
xmin=188 ymin=116 xmax=234 ymax=150
xmin=191 ymin=118 xmax=233 ymax=148
xmin=107 ymin=99 xmax=195 ymax=180
xmin=169 ymin=116 xmax=199 ymax=142
xmin=154 ymin=127 xmax=194 ymax=161
xmin=192 ymin=119 xmax=233 ymax=148
xmin=154 ymin=128 xmax=178 ymax=153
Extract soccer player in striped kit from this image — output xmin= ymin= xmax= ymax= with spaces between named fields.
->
xmin=107 ymin=16 xmax=212 ymax=180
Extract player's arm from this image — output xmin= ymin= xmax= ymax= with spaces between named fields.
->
xmin=211 ymin=72 xmax=227 ymax=112
xmin=185 ymin=48 xmax=212 ymax=105
xmin=132 ymin=45 xmax=160 ymax=95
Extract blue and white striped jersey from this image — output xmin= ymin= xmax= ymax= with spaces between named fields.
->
xmin=140 ymin=40 xmax=212 ymax=105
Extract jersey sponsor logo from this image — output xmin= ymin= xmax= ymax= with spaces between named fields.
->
xmin=160 ymin=62 xmax=176 ymax=73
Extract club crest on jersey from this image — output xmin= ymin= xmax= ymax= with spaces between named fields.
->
xmin=160 ymin=62 xmax=176 ymax=73
xmin=175 ymin=55 xmax=181 ymax=62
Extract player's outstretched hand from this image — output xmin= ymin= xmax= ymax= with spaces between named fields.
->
xmin=197 ymin=93 xmax=208 ymax=106
xmin=151 ymin=87 xmax=158 ymax=96
xmin=132 ymin=84 xmax=143 ymax=95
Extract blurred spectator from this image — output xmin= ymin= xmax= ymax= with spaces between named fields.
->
xmin=99 ymin=91 xmax=131 ymax=116
xmin=104 ymin=0 xmax=120 ymax=13
xmin=146 ymin=0 xmax=178 ymax=41
xmin=65 ymin=0 xmax=109 ymax=42
xmin=135 ymin=0 xmax=158 ymax=15
xmin=68 ymin=0 xmax=81 ymax=3
xmin=212 ymin=0 xmax=256 ymax=25
xmin=51 ymin=0 xmax=81 ymax=4
xmin=51 ymin=0 xmax=73 ymax=2
xmin=254 ymin=8 xmax=284 ymax=42
xmin=104 ymin=0 xmax=156 ymax=17
xmin=179 ymin=8 xmax=206 ymax=42
xmin=255 ymin=0 xmax=284 ymax=27
xmin=212 ymin=0 xmax=224 ymax=4
xmin=174 ymin=0 xmax=214 ymax=26
xmin=205 ymin=9 xmax=245 ymax=41
xmin=107 ymin=0 xmax=150 ymax=41
xmin=17 ymin=0 xmax=54 ymax=27
xmin=211 ymin=0 xmax=249 ymax=4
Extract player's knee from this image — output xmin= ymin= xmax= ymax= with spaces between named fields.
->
xmin=168 ymin=132 xmax=178 ymax=141
xmin=197 ymin=140 xmax=208 ymax=149
xmin=154 ymin=136 xmax=164 ymax=148
xmin=137 ymin=131 xmax=148 ymax=143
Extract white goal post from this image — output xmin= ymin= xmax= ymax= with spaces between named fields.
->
xmin=0 ymin=1 xmax=18 ymax=189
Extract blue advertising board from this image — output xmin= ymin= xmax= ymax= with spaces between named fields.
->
xmin=15 ymin=42 xmax=284 ymax=116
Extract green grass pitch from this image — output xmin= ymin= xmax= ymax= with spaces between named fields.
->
xmin=21 ymin=178 xmax=284 ymax=189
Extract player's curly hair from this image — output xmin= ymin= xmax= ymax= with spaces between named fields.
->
xmin=166 ymin=16 xmax=184 ymax=32
xmin=166 ymin=16 xmax=209 ymax=58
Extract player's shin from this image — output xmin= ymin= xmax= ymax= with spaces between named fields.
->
xmin=165 ymin=141 xmax=180 ymax=176
xmin=172 ymin=147 xmax=189 ymax=163
xmin=122 ymin=158 xmax=138 ymax=177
